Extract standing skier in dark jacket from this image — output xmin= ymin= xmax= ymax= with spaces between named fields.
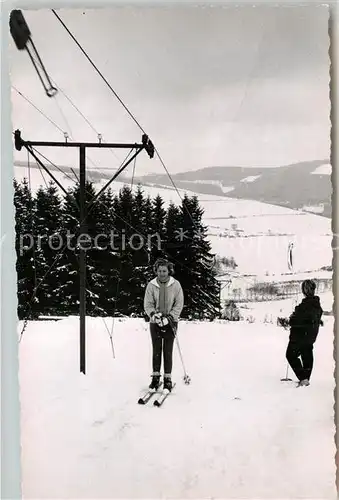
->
xmin=285 ymin=279 xmax=323 ymax=386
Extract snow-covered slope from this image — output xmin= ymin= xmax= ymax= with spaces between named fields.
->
xmin=312 ymin=163 xmax=331 ymax=175
xmin=18 ymin=294 xmax=335 ymax=499
xmin=14 ymin=164 xmax=332 ymax=275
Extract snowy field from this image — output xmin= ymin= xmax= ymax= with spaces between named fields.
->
xmin=219 ymin=270 xmax=333 ymax=305
xmin=15 ymin=163 xmax=334 ymax=497
xmin=19 ymin=292 xmax=335 ymax=499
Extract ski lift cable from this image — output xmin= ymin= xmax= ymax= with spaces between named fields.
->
xmin=31 ymin=147 xmax=80 ymax=185
xmin=33 ymin=143 xmax=135 ymax=225
xmin=154 ymin=148 xmax=210 ymax=238
xmin=131 ymin=156 xmax=137 ymax=190
xmin=69 ymin=249 xmax=117 ymax=358
xmin=51 ymin=96 xmax=99 ymax=170
xmin=98 ymin=155 xmax=140 ymax=345
xmin=36 ymin=164 xmax=49 ymax=189
xmin=51 ymin=9 xmax=146 ymax=136
xmin=13 ymin=87 xmax=99 ymax=170
xmin=94 ymin=157 xmax=136 ymax=344
xmin=108 ymin=152 xmax=139 ymax=340
xmin=12 ymin=86 xmax=64 ymax=133
xmin=50 ymin=9 xmax=212 ymax=260
xmin=55 ymin=85 xmax=121 ymax=163
xmin=53 ymin=92 xmax=73 ymax=139
xmin=29 ymin=148 xmax=50 ymax=190
xmin=87 ymin=190 xmax=217 ymax=316
xmin=55 ymin=85 xmax=123 ymax=164
xmin=87 ymin=182 xmax=213 ymax=281
xmin=26 ymin=52 xmax=122 ymax=164
xmin=31 ymin=144 xmax=79 ymax=183
xmin=61 ymin=152 xmax=139 ymax=355
xmin=58 ymin=86 xmax=102 ymax=135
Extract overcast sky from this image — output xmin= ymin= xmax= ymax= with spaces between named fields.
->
xmin=9 ymin=5 xmax=330 ymax=176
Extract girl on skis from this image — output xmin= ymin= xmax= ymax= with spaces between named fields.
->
xmin=285 ymin=279 xmax=323 ymax=386
xmin=143 ymin=258 xmax=184 ymax=392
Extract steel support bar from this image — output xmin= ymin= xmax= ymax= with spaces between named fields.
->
xmin=24 ymin=141 xmax=142 ymax=149
xmin=24 ymin=144 xmax=77 ymax=203
xmin=88 ymin=147 xmax=144 ymax=209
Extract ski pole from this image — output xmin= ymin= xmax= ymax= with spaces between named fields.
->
xmin=280 ymin=244 xmax=295 ymax=382
xmin=281 ymin=363 xmax=292 ymax=382
xmin=168 ymin=317 xmax=191 ymax=385
xmin=174 ymin=334 xmax=191 ymax=384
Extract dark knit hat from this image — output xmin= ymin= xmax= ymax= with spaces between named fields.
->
xmin=301 ymin=279 xmax=316 ymax=297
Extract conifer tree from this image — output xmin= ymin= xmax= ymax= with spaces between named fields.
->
xmin=55 ymin=184 xmax=81 ymax=314
xmin=163 ymin=201 xmax=182 ymax=264
xmin=177 ymin=194 xmax=220 ymax=320
xmin=87 ymin=187 xmax=117 ymax=316
xmin=109 ymin=185 xmax=140 ymax=315
xmin=34 ymin=181 xmax=64 ymax=315
xmin=132 ymin=184 xmax=150 ymax=268
xmin=55 ymin=180 xmax=113 ymax=316
xmin=13 ymin=178 xmax=38 ymax=319
xmin=148 ymin=194 xmax=167 ymax=265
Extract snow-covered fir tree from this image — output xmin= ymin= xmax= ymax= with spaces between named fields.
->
xmin=132 ymin=184 xmax=150 ymax=269
xmin=82 ymin=183 xmax=115 ymax=316
xmin=163 ymin=201 xmax=182 ymax=264
xmin=109 ymin=185 xmax=144 ymax=315
xmin=34 ymin=181 xmax=64 ymax=315
xmin=13 ymin=178 xmax=39 ymax=319
xmin=177 ymin=194 xmax=220 ymax=320
xmin=130 ymin=184 xmax=155 ymax=313
xmin=93 ymin=187 xmax=122 ymax=316
xmin=55 ymin=184 xmax=81 ymax=315
xmin=141 ymin=195 xmax=156 ymax=282
xmin=147 ymin=194 xmax=166 ymax=265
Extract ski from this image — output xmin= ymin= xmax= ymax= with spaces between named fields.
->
xmin=138 ymin=383 xmax=163 ymax=405
xmin=153 ymin=383 xmax=176 ymax=407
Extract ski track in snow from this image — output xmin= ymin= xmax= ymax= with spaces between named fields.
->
xmin=19 ymin=294 xmax=335 ymax=499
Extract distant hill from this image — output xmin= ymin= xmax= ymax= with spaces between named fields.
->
xmin=130 ymin=160 xmax=331 ymax=218
xmin=13 ymin=160 xmax=114 ymax=183
xmin=13 ymin=159 xmax=332 ymax=274
xmin=14 ymin=159 xmax=332 ymax=218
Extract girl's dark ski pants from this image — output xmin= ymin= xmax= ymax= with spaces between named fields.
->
xmin=150 ymin=321 xmax=177 ymax=374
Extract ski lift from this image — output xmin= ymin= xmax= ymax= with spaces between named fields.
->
xmin=9 ymin=10 xmax=58 ymax=98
